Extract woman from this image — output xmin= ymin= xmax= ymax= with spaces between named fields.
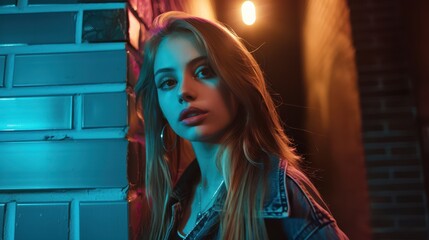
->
xmin=135 ymin=11 xmax=348 ymax=240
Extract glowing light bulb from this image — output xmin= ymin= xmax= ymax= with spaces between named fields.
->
xmin=241 ymin=1 xmax=256 ymax=25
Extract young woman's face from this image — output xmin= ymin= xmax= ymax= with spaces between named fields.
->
xmin=154 ymin=33 xmax=236 ymax=143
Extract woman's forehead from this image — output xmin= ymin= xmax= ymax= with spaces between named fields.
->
xmin=162 ymin=31 xmax=205 ymax=54
xmin=154 ymin=33 xmax=206 ymax=70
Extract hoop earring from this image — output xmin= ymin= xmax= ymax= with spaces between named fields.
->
xmin=160 ymin=124 xmax=177 ymax=152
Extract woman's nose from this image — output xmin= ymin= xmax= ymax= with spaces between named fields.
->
xmin=178 ymin=92 xmax=195 ymax=104
xmin=178 ymin=75 xmax=196 ymax=104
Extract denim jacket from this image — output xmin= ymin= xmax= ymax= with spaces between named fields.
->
xmin=166 ymin=158 xmax=349 ymax=240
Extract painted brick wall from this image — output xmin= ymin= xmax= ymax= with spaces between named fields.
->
xmin=347 ymin=0 xmax=429 ymax=239
xmin=0 ymin=1 xmax=129 ymax=240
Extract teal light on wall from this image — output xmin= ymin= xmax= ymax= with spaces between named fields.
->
xmin=0 ymin=96 xmax=72 ymax=131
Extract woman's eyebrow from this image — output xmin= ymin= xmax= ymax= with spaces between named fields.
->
xmin=154 ymin=67 xmax=174 ymax=77
xmin=154 ymin=56 xmax=208 ymax=77
xmin=187 ymin=56 xmax=208 ymax=68
xmin=154 ymin=55 xmax=207 ymax=76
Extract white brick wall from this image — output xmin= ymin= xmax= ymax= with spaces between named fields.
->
xmin=0 ymin=1 xmax=129 ymax=239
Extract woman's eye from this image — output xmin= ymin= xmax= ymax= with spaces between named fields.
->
xmin=159 ymin=78 xmax=177 ymax=90
xmin=194 ymin=65 xmax=215 ymax=79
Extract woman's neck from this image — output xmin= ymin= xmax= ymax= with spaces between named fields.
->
xmin=191 ymin=141 xmax=224 ymax=189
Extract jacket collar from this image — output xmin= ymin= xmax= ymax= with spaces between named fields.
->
xmin=261 ymin=157 xmax=290 ymax=218
xmin=170 ymin=157 xmax=290 ymax=218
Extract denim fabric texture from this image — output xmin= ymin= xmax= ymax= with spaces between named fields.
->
xmin=166 ymin=157 xmax=349 ymax=240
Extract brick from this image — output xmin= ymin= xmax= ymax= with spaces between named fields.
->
xmin=365 ymin=146 xmax=391 ymax=161
xmin=360 ymin=87 xmax=411 ymax=98
xmin=369 ymin=194 xmax=393 ymax=204
xmin=363 ymin=134 xmax=418 ymax=143
xmin=82 ymin=9 xmax=126 ymax=43
xmin=398 ymin=217 xmax=427 ymax=228
xmin=362 ymin=106 xmax=415 ymax=116
xmin=15 ymin=202 xmax=69 ymax=240
xmin=0 ymin=96 xmax=72 ymax=131
xmin=379 ymin=75 xmax=411 ymax=85
xmin=80 ymin=201 xmax=128 ymax=240
xmin=366 ymin=169 xmax=389 ymax=180
xmin=371 ymin=205 xmax=426 ymax=216
xmin=362 ymin=120 xmax=385 ymax=132
xmin=0 ymin=0 xmax=15 ymax=6
xmin=357 ymin=61 xmax=408 ymax=74
xmin=365 ymin=154 xmax=408 ymax=162
xmin=371 ymin=217 xmax=395 ymax=228
xmin=384 ymin=97 xmax=414 ymax=109
xmin=358 ymin=77 xmax=380 ymax=88
xmin=396 ymin=194 xmax=424 ymax=203
xmin=0 ymin=55 xmax=5 ymax=87
xmin=391 ymin=146 xmax=418 ymax=155
xmin=353 ymin=32 xmax=405 ymax=50
xmin=393 ymin=170 xmax=421 ymax=179
xmin=362 ymin=106 xmax=414 ymax=118
xmin=350 ymin=8 xmax=400 ymax=23
xmin=356 ymin=47 xmax=407 ymax=64
xmin=373 ymin=230 xmax=428 ymax=240
xmin=360 ymin=77 xmax=412 ymax=96
xmin=0 ymin=203 xmax=4 ymax=238
xmin=351 ymin=19 xmax=403 ymax=37
xmin=366 ymin=159 xmax=421 ymax=168
xmin=357 ymin=62 xmax=408 ymax=75
xmin=0 ymin=139 xmax=128 ymax=190
xmin=359 ymin=72 xmax=406 ymax=82
xmin=348 ymin=0 xmax=400 ymax=11
xmin=365 ymin=155 xmax=390 ymax=161
xmin=368 ymin=182 xmax=424 ymax=192
xmin=82 ymin=92 xmax=127 ymax=128
xmin=364 ymin=148 xmax=386 ymax=155
xmin=388 ymin=120 xmax=418 ymax=131
xmin=356 ymin=9 xmax=401 ymax=20
xmin=13 ymin=50 xmax=126 ymax=86
xmin=360 ymin=100 xmax=383 ymax=113
xmin=0 ymin=12 xmax=75 ymax=45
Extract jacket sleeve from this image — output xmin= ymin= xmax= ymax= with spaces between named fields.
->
xmin=265 ymin=217 xmax=349 ymax=240
xmin=308 ymin=222 xmax=349 ymax=240
xmin=283 ymin=165 xmax=350 ymax=240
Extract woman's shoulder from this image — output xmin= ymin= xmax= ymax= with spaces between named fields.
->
xmin=263 ymin=156 xmax=349 ymax=239
xmin=283 ymin=162 xmax=335 ymax=223
xmin=263 ymin=156 xmax=334 ymax=222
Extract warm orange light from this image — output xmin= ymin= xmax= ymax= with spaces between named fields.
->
xmin=127 ymin=8 xmax=140 ymax=50
xmin=241 ymin=1 xmax=256 ymax=25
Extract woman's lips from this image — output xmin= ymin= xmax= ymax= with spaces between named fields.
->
xmin=181 ymin=112 xmax=208 ymax=126
xmin=179 ymin=107 xmax=206 ymax=121
xmin=179 ymin=107 xmax=208 ymax=126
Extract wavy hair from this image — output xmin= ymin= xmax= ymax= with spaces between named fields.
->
xmin=135 ymin=11 xmax=301 ymax=240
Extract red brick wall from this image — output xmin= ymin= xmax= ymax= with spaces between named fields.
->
xmin=348 ymin=0 xmax=429 ymax=239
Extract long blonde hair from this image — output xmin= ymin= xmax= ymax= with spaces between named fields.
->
xmin=135 ymin=11 xmax=301 ymax=240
